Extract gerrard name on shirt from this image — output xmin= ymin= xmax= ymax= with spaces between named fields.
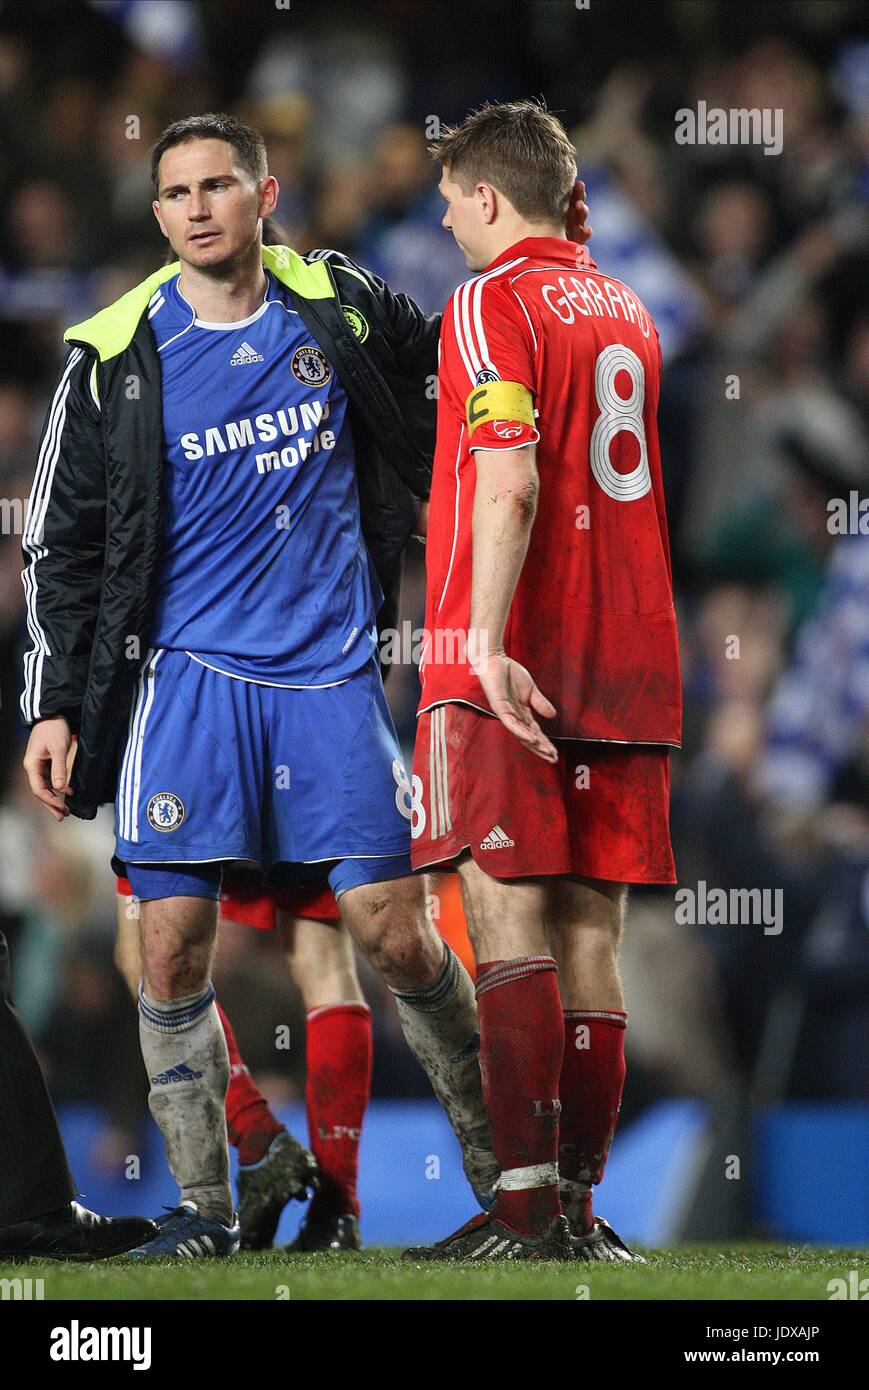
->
xmin=540 ymin=273 xmax=652 ymax=335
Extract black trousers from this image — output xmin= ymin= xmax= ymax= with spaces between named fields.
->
xmin=0 ymin=930 xmax=75 ymax=1226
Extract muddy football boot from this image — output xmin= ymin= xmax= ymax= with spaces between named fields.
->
xmin=237 ymin=1130 xmax=319 ymax=1250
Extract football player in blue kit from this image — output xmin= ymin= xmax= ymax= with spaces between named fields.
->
xmin=21 ymin=115 xmax=498 ymax=1256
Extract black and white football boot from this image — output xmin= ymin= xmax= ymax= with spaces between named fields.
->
xmin=570 ymin=1215 xmax=647 ymax=1263
xmin=403 ymin=1211 xmax=573 ymax=1262
xmin=560 ymin=1180 xmax=646 ymax=1262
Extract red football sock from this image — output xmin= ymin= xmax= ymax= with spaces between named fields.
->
xmin=218 ymin=1000 xmax=285 ymax=1168
xmin=305 ymin=1003 xmax=372 ymax=1219
xmin=475 ymin=957 xmax=564 ymax=1236
xmin=558 ymin=1010 xmax=627 ymax=1235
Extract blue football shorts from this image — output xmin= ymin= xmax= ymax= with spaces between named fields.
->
xmin=113 ymin=648 xmax=414 ymax=899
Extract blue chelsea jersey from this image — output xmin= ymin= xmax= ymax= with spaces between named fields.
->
xmin=148 ymin=269 xmax=380 ymax=685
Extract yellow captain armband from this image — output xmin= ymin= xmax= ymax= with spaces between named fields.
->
xmin=465 ymin=380 xmax=535 ymax=437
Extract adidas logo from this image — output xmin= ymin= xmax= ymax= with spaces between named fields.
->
xmin=229 ymin=340 xmax=264 ymax=365
xmin=151 ymin=1063 xmax=205 ymax=1085
xmin=480 ymin=824 xmax=515 ymax=850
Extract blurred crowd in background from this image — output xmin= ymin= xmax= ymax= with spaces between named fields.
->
xmin=0 ymin=0 xmax=866 ymax=1181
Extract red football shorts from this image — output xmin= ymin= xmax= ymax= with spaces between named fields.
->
xmin=114 ymin=864 xmax=340 ymax=928
xmin=411 ymin=703 xmax=676 ymax=884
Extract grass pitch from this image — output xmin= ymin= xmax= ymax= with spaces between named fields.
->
xmin=1 ymin=1244 xmax=864 ymax=1300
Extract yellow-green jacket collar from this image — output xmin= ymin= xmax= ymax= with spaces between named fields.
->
xmin=64 ymin=245 xmax=334 ymax=363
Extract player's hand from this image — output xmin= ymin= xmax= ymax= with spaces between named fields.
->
xmin=23 ymin=716 xmax=74 ymax=820
xmin=566 ymin=179 xmax=592 ymax=245
xmin=471 ymin=648 xmax=558 ymax=763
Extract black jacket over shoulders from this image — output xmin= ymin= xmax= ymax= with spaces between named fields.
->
xmin=20 ymin=244 xmax=439 ymax=818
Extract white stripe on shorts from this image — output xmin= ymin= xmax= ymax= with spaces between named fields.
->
xmin=118 ymin=648 xmax=162 ymax=842
xmin=436 ymin=706 xmax=451 ymax=833
xmin=118 ymin=655 xmax=150 ymax=840
xmin=429 ymin=705 xmax=441 ymax=838
xmin=428 ymin=706 xmax=452 ymax=840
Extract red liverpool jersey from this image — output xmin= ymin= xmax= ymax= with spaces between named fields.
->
xmin=419 ymin=236 xmax=682 ymax=746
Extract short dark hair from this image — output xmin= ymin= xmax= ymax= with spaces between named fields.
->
xmin=429 ymin=99 xmax=576 ymax=224
xmin=151 ymin=113 xmax=267 ymax=192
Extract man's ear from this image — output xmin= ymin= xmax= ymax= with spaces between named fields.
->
xmin=476 ymin=182 xmax=497 ymax=226
xmin=258 ymin=175 xmax=279 ymax=220
xmin=152 ymin=201 xmax=168 ymax=239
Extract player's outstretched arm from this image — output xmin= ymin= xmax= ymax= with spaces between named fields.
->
xmin=468 ymin=444 xmax=558 ymax=763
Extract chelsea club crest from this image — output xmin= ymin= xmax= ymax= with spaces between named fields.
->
xmin=291 ymin=344 xmax=332 ymax=386
xmin=147 ymin=792 xmax=185 ymax=832
xmin=342 ymin=304 xmax=369 ymax=342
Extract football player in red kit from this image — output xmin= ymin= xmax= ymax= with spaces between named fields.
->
xmin=114 ymin=870 xmax=371 ymax=1251
xmin=407 ymin=102 xmax=681 ymax=1261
